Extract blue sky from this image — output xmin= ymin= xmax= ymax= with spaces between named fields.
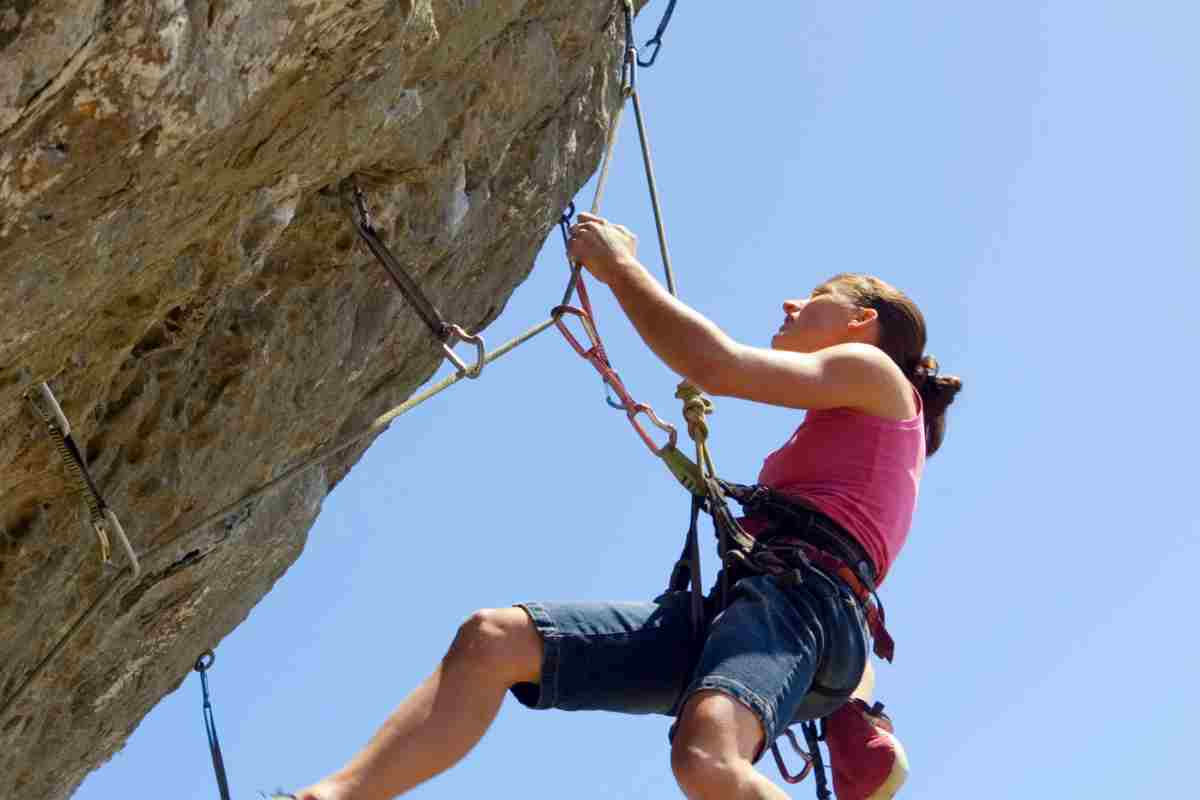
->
xmin=76 ymin=2 xmax=1198 ymax=798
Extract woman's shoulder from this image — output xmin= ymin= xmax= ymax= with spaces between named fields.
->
xmin=820 ymin=343 xmax=919 ymax=422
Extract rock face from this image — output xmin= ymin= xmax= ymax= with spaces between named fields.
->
xmin=0 ymin=2 xmax=639 ymax=797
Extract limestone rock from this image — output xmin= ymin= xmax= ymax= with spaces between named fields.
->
xmin=0 ymin=2 xmax=641 ymax=797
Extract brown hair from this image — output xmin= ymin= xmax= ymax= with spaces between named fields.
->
xmin=826 ymin=273 xmax=963 ymax=456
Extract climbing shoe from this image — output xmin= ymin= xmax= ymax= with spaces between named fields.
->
xmin=823 ymin=699 xmax=909 ymax=800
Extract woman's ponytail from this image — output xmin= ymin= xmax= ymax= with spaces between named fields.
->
xmin=909 ymin=354 xmax=962 ymax=457
xmin=826 ymin=273 xmax=963 ymax=457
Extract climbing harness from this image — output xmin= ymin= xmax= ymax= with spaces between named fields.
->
xmin=195 ymin=651 xmax=233 ymax=800
xmin=344 ymin=181 xmax=486 ymax=379
xmin=24 ymin=381 xmax=140 ymax=579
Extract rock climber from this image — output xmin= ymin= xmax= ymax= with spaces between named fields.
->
xmin=281 ymin=211 xmax=962 ymax=800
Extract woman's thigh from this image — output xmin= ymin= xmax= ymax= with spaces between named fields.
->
xmin=509 ymin=590 xmax=698 ymax=715
xmin=681 ymin=569 xmax=869 ymax=751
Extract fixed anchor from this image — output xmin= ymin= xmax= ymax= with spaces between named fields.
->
xmin=345 ymin=182 xmax=486 ymax=379
xmin=26 ymin=382 xmax=141 ymax=579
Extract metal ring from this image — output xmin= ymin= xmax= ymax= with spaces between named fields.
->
xmin=195 ymin=650 xmax=215 ymax=672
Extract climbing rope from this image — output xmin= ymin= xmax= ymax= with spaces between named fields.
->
xmin=0 ymin=314 xmax=557 ymax=726
xmin=551 ymin=0 xmax=692 ymax=461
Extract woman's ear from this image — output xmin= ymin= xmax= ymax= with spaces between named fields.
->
xmin=849 ymin=306 xmax=879 ymax=329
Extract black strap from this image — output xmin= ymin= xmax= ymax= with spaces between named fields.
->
xmin=347 ymin=186 xmax=452 ymax=342
xmin=802 ymin=720 xmax=833 ymax=800
xmin=722 ymin=482 xmax=878 ymax=587
xmin=668 ymin=495 xmax=706 ymax=635
xmin=195 ymin=651 xmax=232 ymax=800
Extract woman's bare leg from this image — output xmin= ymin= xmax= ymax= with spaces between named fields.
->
xmin=850 ymin=659 xmax=875 ymax=703
xmin=294 ymin=607 xmax=543 ymax=800
xmin=671 ymin=690 xmax=790 ymax=800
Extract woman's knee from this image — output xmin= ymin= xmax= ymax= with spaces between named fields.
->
xmin=445 ymin=607 xmax=542 ymax=684
xmin=670 ymin=691 xmax=763 ymax=798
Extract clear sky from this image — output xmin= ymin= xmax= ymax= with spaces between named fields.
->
xmin=76 ymin=2 xmax=1198 ymax=798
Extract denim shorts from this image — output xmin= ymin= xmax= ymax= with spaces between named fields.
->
xmin=510 ymin=561 xmax=870 ymax=751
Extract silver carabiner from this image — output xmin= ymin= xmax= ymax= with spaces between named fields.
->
xmin=442 ymin=324 xmax=486 ymax=379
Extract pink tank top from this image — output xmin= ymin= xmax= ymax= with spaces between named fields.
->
xmin=749 ymin=395 xmax=925 ymax=584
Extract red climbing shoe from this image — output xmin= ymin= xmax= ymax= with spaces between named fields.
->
xmin=823 ymin=699 xmax=909 ymax=800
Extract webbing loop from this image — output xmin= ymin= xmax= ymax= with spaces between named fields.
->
xmin=345 ymin=181 xmax=485 ymax=379
xmin=194 ymin=650 xmax=233 ymax=800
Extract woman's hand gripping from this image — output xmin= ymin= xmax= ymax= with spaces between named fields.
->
xmin=566 ymin=212 xmax=641 ymax=286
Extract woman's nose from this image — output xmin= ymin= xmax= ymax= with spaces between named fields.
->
xmin=783 ymin=299 xmax=804 ymax=313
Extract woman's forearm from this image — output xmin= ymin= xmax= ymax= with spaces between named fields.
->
xmin=604 ymin=257 xmax=737 ymax=389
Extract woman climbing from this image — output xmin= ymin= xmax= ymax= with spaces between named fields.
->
xmin=281 ymin=212 xmax=962 ymax=800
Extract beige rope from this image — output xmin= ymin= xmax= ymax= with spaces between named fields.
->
xmin=0 ymin=316 xmax=558 ymax=724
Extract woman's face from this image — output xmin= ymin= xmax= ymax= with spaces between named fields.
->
xmin=771 ymin=283 xmax=868 ymax=353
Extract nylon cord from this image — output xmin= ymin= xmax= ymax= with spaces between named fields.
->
xmin=0 ymin=316 xmax=558 ymax=726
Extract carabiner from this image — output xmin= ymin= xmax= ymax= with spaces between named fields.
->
xmin=637 ymin=39 xmax=664 ymax=68
xmin=107 ymin=508 xmax=140 ymax=578
xmin=442 ymin=324 xmax=486 ymax=379
xmin=636 ymin=0 xmax=677 ymax=68
xmin=770 ymin=728 xmax=815 ymax=785
xmin=626 ymin=402 xmax=678 ymax=455
xmin=551 ymin=304 xmax=602 ymax=360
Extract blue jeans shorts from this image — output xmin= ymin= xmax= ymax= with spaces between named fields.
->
xmin=510 ymin=561 xmax=870 ymax=752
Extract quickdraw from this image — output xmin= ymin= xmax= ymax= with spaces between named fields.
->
xmin=344 ymin=181 xmax=486 ymax=379
xmin=24 ymin=381 xmax=140 ymax=579
xmin=194 ymin=651 xmax=232 ymax=800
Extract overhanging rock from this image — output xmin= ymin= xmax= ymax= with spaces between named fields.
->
xmin=0 ymin=2 xmax=642 ymax=797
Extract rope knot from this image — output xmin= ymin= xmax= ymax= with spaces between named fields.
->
xmin=675 ymin=380 xmax=713 ymax=444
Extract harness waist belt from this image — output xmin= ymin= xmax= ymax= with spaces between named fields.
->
xmin=721 ymin=483 xmax=894 ymax=663
xmin=723 ymin=483 xmax=878 ymax=585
